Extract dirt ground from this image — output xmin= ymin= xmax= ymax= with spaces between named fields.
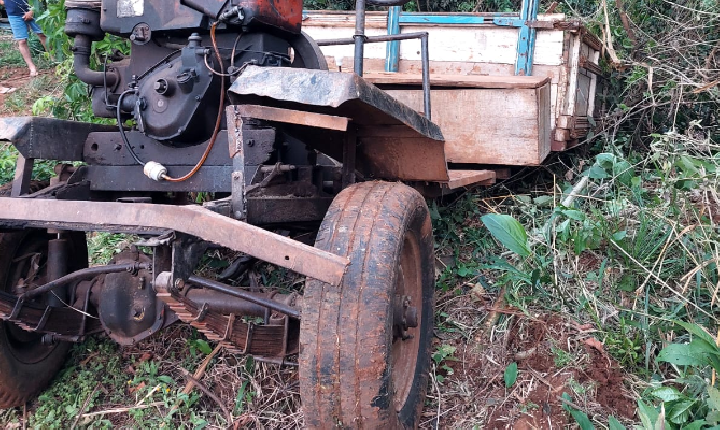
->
xmin=422 ymin=288 xmax=636 ymax=428
xmin=0 ymin=66 xmax=46 ymax=116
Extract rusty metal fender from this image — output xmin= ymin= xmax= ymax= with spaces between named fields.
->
xmin=0 ymin=117 xmax=115 ymax=161
xmin=229 ymin=67 xmax=450 ymax=182
xmin=229 ymin=66 xmax=443 ymax=140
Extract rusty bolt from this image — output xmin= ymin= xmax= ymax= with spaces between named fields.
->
xmin=404 ymin=306 xmax=418 ymax=328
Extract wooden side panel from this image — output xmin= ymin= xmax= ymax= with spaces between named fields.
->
xmin=303 ymin=20 xmax=565 ymax=66
xmin=397 ymin=27 xmax=564 ymax=65
xmin=536 ymin=83 xmax=551 ymax=163
xmin=385 ymin=83 xmax=551 ymax=165
xmin=575 ymin=71 xmax=591 ymax=117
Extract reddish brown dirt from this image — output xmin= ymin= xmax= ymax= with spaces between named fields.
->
xmin=580 ymin=348 xmax=636 ymax=419
xmin=0 ymin=66 xmax=51 ymax=116
xmin=426 ymin=298 xmax=636 ymax=428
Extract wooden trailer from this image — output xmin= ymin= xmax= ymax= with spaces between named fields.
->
xmin=302 ymin=9 xmax=603 ymax=168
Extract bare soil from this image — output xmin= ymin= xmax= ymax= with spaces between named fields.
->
xmin=423 ymin=289 xmax=636 ymax=428
xmin=0 ymin=66 xmax=51 ymax=116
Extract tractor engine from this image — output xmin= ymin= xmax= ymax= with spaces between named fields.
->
xmin=64 ymin=0 xmax=302 ymax=144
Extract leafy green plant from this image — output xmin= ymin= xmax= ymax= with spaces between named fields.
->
xmin=432 ymin=345 xmax=457 ymax=383
xmin=481 ymin=214 xmax=531 ymax=257
xmin=504 ymin=362 xmax=518 ymax=388
xmin=639 ymin=322 xmax=720 ymax=428
xmin=561 ymin=392 xmax=594 ymax=430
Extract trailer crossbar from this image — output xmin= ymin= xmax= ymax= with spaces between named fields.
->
xmin=0 ymin=198 xmax=349 ymax=285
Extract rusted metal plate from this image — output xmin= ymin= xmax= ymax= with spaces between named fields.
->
xmin=0 ymin=117 xmax=115 ymax=161
xmin=230 ymin=67 xmax=450 ymax=182
xmin=84 ymin=165 xmax=231 ymax=192
xmin=230 ymin=66 xmax=443 ymax=140
xmin=84 ymin=131 xmax=231 ymax=166
xmin=0 ymin=198 xmax=348 ymax=285
xmin=236 ymin=105 xmax=348 ymax=131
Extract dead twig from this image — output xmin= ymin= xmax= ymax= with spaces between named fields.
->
xmin=71 ymin=382 xmax=101 ymax=429
xmin=183 ymin=342 xmax=223 ymax=395
xmin=78 ymin=402 xmax=165 ymax=418
xmin=181 ymin=368 xmax=234 ymax=425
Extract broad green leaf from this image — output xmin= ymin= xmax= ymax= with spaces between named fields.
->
xmin=709 ymin=386 xmax=720 ymax=411
xmin=559 ymin=208 xmax=586 ymax=221
xmin=613 ymin=160 xmax=633 ymax=185
xmin=532 ymin=195 xmax=553 ymax=206
xmin=668 ymin=399 xmax=696 ymax=424
xmin=638 ymin=400 xmax=659 ymax=429
xmin=504 ymin=362 xmax=518 ymax=388
xmin=706 ymin=410 xmax=720 ymax=424
xmin=608 ymin=416 xmax=626 ymax=430
xmin=682 ymin=420 xmax=707 ymax=430
xmin=673 ymin=321 xmax=716 ymax=344
xmin=588 ymin=165 xmax=609 ymax=179
xmin=480 ymin=214 xmax=530 ymax=257
xmin=612 ymin=231 xmax=627 ymax=241
xmin=651 ymin=387 xmax=685 ymax=402
xmin=596 ymin=153 xmax=617 ymax=169
xmin=561 ymin=393 xmax=595 ymax=430
xmin=192 ymin=339 xmax=213 ymax=355
xmin=657 ymin=343 xmax=710 ymax=367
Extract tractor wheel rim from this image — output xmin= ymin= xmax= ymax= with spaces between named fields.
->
xmin=391 ymin=230 xmax=422 ymax=412
xmin=4 ymin=234 xmax=56 ymax=364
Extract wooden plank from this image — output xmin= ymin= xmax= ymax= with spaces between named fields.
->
xmin=586 ymin=49 xmax=600 ymax=117
xmin=563 ymin=33 xmax=581 ymax=116
xmin=237 ymin=105 xmax=348 ymax=131
xmin=443 ymin=169 xmax=496 ymax=189
xmin=364 ymin=72 xmax=549 ymax=89
xmin=537 ymin=83 xmax=551 ymax=162
xmin=385 ymin=83 xmax=552 ymax=165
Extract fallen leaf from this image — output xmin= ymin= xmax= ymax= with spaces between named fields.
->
xmin=79 ymin=351 xmax=100 ymax=366
xmin=470 ymin=283 xmax=486 ymax=302
xmin=584 ymin=337 xmax=606 ymax=354
xmin=129 ymin=381 xmax=146 ymax=394
xmin=138 ymin=352 xmax=153 ymax=363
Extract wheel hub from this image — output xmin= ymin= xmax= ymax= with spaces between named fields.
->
xmin=393 ymin=294 xmax=418 ymax=340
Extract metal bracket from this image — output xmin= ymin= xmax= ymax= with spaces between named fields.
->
xmin=515 ymin=0 xmax=540 ymax=76
xmin=382 ymin=2 xmax=540 ymax=76
xmin=227 ymin=105 xmax=277 ymax=220
xmin=11 ymin=155 xmax=34 ymax=197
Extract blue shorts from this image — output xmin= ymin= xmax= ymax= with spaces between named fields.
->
xmin=8 ymin=15 xmax=43 ymax=41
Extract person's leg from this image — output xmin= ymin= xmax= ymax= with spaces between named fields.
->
xmin=7 ymin=15 xmax=37 ymax=76
xmin=37 ymin=33 xmax=48 ymax=52
xmin=17 ymin=39 xmax=38 ymax=76
xmin=27 ymin=20 xmax=48 ymax=52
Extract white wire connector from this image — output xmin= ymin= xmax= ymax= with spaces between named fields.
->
xmin=143 ymin=161 xmax=167 ymax=181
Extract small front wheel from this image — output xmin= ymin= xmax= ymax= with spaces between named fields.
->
xmin=300 ymin=181 xmax=435 ymax=429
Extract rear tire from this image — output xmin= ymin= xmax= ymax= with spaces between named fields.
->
xmin=0 ymin=228 xmax=87 ymax=408
xmin=300 ymin=181 xmax=435 ymax=429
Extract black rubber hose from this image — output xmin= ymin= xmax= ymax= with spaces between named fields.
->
xmin=72 ymin=35 xmax=118 ymax=87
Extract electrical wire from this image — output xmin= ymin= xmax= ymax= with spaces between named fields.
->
xmin=161 ymin=21 xmax=225 ymax=182
xmin=116 ymin=90 xmax=145 ymax=166
xmin=202 ymin=33 xmax=244 ymax=77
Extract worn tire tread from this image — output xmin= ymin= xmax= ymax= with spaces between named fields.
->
xmin=301 ymin=181 xmax=434 ymax=429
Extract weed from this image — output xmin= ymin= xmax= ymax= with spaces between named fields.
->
xmin=552 ymin=346 xmax=573 ymax=368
